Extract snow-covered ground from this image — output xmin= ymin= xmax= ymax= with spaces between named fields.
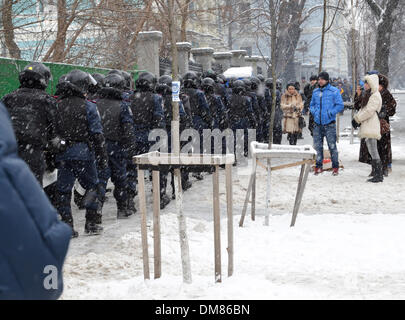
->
xmin=61 ymin=94 xmax=405 ymax=300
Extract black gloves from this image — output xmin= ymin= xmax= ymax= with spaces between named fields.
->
xmin=352 ymin=119 xmax=360 ymax=129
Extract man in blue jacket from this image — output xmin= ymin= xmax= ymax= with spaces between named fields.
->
xmin=0 ymin=101 xmax=71 ymax=300
xmin=310 ymin=71 xmax=344 ymax=176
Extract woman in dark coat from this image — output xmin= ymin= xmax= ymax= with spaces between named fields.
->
xmin=355 ymin=75 xmax=397 ymax=176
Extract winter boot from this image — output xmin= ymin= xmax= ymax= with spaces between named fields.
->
xmin=61 ymin=214 xmax=79 ymax=238
xmin=95 ymin=202 xmax=103 ymax=225
xmin=367 ymin=160 xmax=384 ymax=183
xmin=368 ymin=165 xmax=376 ymax=177
xmin=73 ymin=188 xmax=85 ymax=210
xmin=160 ymin=192 xmax=171 ymax=210
xmin=127 ymin=190 xmax=137 ymax=216
xmin=85 ymin=210 xmax=104 ymax=235
xmin=332 ymin=168 xmax=339 ymax=176
xmin=117 ymin=202 xmax=132 ymax=219
xmin=383 ymin=165 xmax=389 ymax=177
xmin=193 ymin=172 xmax=204 ymax=180
xmin=182 ymin=177 xmax=192 ymax=191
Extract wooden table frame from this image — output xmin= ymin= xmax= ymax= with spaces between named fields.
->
xmin=133 ymin=152 xmax=235 ymax=283
xmin=239 ymin=142 xmax=316 ymax=227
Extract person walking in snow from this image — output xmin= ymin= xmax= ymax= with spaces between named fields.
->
xmin=351 ymin=74 xmax=384 ymax=183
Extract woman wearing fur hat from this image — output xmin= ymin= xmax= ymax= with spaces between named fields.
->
xmin=281 ymin=83 xmax=304 ymax=145
xmin=351 ymin=74 xmax=383 ymax=183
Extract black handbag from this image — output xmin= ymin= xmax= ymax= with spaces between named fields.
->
xmin=299 ymin=116 xmax=306 ymax=129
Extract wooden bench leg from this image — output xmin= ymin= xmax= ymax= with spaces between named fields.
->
xmin=152 ymin=170 xmax=161 ymax=279
xmin=138 ymin=168 xmax=150 ymax=280
xmin=213 ymin=165 xmax=221 ymax=283
xmin=290 ymin=163 xmax=311 ymax=227
xmin=225 ymin=164 xmax=233 ymax=277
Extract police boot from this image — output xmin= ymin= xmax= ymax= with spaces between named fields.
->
xmin=181 ymin=172 xmax=192 ymax=191
xmin=85 ymin=210 xmax=104 ymax=235
xmin=117 ymin=202 xmax=132 ymax=219
xmin=367 ymin=160 xmax=384 ymax=183
xmin=61 ymin=214 xmax=79 ymax=238
xmin=127 ymin=189 xmax=137 ymax=215
xmin=193 ymin=172 xmax=204 ymax=180
xmin=73 ymin=188 xmax=85 ymax=210
xmin=95 ymin=202 xmax=103 ymax=225
xmin=160 ymin=192 xmax=171 ymax=210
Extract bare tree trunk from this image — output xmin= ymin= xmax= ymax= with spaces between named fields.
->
xmin=2 ymin=0 xmax=21 ymax=59
xmin=365 ymin=0 xmax=401 ymax=76
xmin=52 ymin=0 xmax=68 ymax=62
xmin=167 ymin=0 xmax=192 ymax=284
xmin=268 ymin=0 xmax=277 ymax=148
xmin=179 ymin=0 xmax=191 ymax=42
xmin=318 ymin=0 xmax=327 ymax=73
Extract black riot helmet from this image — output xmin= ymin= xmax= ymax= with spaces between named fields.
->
xmin=257 ymin=74 xmax=265 ymax=83
xmin=202 ymin=70 xmax=217 ymax=82
xmin=104 ymin=73 xmax=126 ymax=90
xmin=202 ymin=77 xmax=216 ymax=94
xmin=183 ymin=71 xmax=199 ymax=89
xmin=121 ymin=71 xmax=133 ymax=90
xmin=250 ymin=76 xmax=261 ymax=90
xmin=65 ymin=69 xmax=97 ymax=94
xmin=242 ymin=78 xmax=252 ymax=91
xmin=265 ymin=78 xmax=273 ymax=89
xmin=217 ymin=74 xmax=226 ymax=85
xmin=276 ymin=79 xmax=283 ymax=91
xmin=108 ymin=69 xmax=122 ymax=76
xmin=135 ymin=71 xmax=156 ymax=92
xmin=156 ymin=75 xmax=172 ymax=95
xmin=58 ymin=74 xmax=68 ymax=84
xmin=88 ymin=73 xmax=105 ymax=95
xmin=232 ymin=80 xmax=246 ymax=95
xmin=92 ymin=73 xmax=105 ymax=88
xmin=19 ymin=62 xmax=52 ymax=89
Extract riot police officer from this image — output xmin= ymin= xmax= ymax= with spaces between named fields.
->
xmin=54 ymin=69 xmax=108 ymax=237
xmin=250 ymin=76 xmax=267 ymax=142
xmin=96 ymin=73 xmax=137 ymax=219
xmin=183 ymin=71 xmax=211 ymax=180
xmin=243 ymin=78 xmax=261 ymax=142
xmin=128 ymin=72 xmax=168 ymax=208
xmin=201 ymin=77 xmax=228 ymax=131
xmin=2 ymin=62 xmax=57 ymax=186
xmin=265 ymin=78 xmax=283 ymax=144
xmin=229 ymin=80 xmax=256 ymax=159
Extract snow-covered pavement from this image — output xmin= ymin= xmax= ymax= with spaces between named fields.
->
xmin=61 ymin=94 xmax=405 ymax=300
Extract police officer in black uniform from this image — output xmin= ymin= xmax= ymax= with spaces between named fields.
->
xmin=2 ymin=62 xmax=57 ymax=186
xmin=128 ymin=72 xmax=168 ymax=208
xmin=183 ymin=71 xmax=212 ymax=180
xmin=54 ymin=69 xmax=108 ymax=237
xmin=250 ymin=76 xmax=267 ymax=142
xmin=96 ymin=73 xmax=137 ymax=219
xmin=228 ymin=80 xmax=256 ymax=159
xmin=264 ymin=78 xmax=283 ymax=144
xmin=243 ymin=78 xmax=261 ymax=143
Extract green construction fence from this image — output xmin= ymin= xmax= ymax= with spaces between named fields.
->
xmin=0 ymin=57 xmax=145 ymax=98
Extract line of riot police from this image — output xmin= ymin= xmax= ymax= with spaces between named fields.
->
xmin=1 ymin=62 xmax=283 ymax=239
